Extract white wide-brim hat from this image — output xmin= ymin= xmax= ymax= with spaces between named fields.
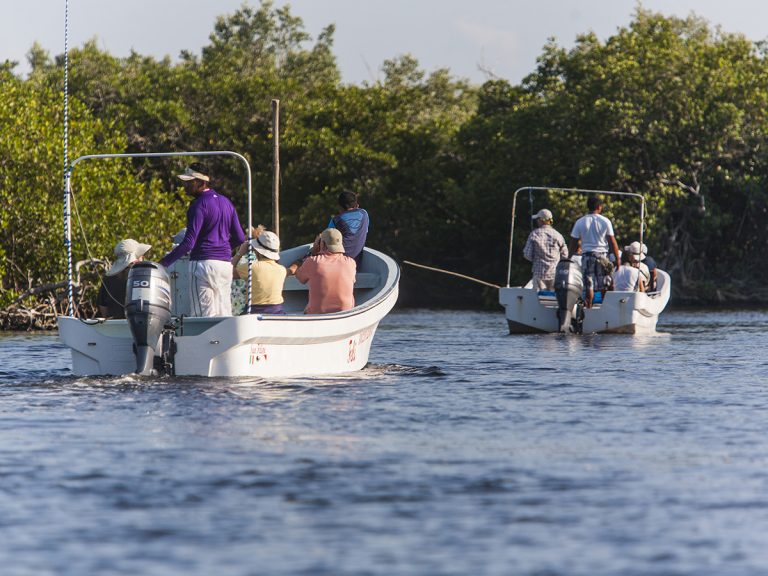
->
xmin=623 ymin=241 xmax=646 ymax=260
xmin=250 ymin=231 xmax=281 ymax=260
xmin=107 ymin=239 xmax=151 ymax=276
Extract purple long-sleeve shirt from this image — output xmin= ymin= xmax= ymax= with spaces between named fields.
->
xmin=160 ymin=189 xmax=245 ymax=267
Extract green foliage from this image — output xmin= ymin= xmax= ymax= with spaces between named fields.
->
xmin=0 ymin=71 xmax=182 ymax=306
xmin=457 ymin=7 xmax=768 ymax=297
xmin=7 ymin=2 xmax=768 ymax=309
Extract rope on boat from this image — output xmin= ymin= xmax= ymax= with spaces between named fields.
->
xmin=63 ymin=0 xmax=75 ymax=316
xmin=403 ymin=261 xmax=500 ymax=289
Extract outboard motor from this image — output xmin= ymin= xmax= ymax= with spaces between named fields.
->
xmin=554 ymin=259 xmax=585 ymax=334
xmin=125 ymin=262 xmax=173 ymax=375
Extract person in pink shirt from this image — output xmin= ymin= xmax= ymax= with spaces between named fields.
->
xmin=290 ymin=228 xmax=356 ymax=314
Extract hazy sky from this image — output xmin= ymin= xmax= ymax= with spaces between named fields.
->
xmin=5 ymin=1 xmax=768 ymax=84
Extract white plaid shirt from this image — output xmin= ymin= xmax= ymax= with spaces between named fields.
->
xmin=523 ymin=225 xmax=568 ymax=280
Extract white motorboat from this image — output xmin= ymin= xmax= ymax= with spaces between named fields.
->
xmin=58 ymin=245 xmax=399 ymax=378
xmin=498 ymin=187 xmax=671 ymax=334
xmin=57 ymin=151 xmax=399 ymax=377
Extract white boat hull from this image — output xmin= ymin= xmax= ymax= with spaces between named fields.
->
xmin=58 ymin=247 xmax=399 ymax=377
xmin=499 ymin=270 xmax=671 ymax=334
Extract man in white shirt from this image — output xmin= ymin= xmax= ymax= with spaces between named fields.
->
xmin=568 ymin=196 xmax=621 ymax=308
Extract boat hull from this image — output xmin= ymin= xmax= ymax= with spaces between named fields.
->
xmin=499 ymin=270 xmax=670 ymax=335
xmin=58 ymin=247 xmax=399 ymax=377
xmin=58 ymin=288 xmax=397 ymax=377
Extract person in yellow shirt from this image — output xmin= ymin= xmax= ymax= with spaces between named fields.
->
xmin=231 ymin=230 xmax=287 ymax=314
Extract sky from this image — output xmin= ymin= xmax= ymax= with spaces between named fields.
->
xmin=5 ymin=0 xmax=768 ymax=85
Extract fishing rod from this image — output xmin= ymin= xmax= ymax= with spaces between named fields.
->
xmin=403 ymin=261 xmax=500 ymax=289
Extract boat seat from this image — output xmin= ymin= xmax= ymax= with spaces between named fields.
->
xmin=283 ymin=273 xmax=380 ymax=291
xmin=536 ymin=290 xmax=603 ymax=306
xmin=537 ymin=290 xmax=558 ymax=307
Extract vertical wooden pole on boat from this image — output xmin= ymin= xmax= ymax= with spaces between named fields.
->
xmin=271 ymin=99 xmax=280 ymax=237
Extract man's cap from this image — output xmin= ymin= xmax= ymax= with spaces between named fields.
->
xmin=177 ymin=167 xmax=210 ymax=182
xmin=320 ymin=228 xmax=345 ymax=253
xmin=249 ymin=231 xmax=281 ymax=261
xmin=107 ymin=239 xmax=151 ymax=276
xmin=532 ymin=208 xmax=553 ymax=221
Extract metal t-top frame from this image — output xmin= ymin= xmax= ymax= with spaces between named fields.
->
xmin=506 ymin=186 xmax=646 ymax=288
xmin=63 ymin=150 xmax=253 ymax=316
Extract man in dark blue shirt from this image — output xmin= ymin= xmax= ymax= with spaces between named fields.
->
xmin=328 ymin=191 xmax=369 ymax=266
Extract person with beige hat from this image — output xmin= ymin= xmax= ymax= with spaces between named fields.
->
xmin=290 ymin=228 xmax=356 ymax=314
xmin=95 ymin=239 xmax=151 ymax=318
xmin=612 ymin=243 xmax=647 ymax=292
xmin=523 ymin=208 xmax=568 ymax=291
xmin=231 ymin=230 xmax=287 ymax=315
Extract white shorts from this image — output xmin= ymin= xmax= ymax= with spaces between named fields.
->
xmin=189 ymin=259 xmax=233 ymax=317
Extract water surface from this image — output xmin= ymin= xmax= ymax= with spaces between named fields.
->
xmin=1 ymin=308 xmax=768 ymax=575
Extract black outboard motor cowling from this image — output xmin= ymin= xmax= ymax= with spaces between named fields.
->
xmin=126 ymin=262 xmax=172 ymax=375
xmin=554 ymin=259 xmax=584 ymax=333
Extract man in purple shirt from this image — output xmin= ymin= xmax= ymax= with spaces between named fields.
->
xmin=160 ymin=163 xmax=246 ymax=316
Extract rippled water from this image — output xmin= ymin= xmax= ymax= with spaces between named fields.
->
xmin=2 ymin=308 xmax=768 ymax=575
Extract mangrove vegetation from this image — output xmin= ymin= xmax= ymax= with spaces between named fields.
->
xmin=2 ymin=2 xmax=768 ymax=325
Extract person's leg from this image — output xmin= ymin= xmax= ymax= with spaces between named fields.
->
xmin=582 ymin=256 xmax=594 ymax=308
xmin=210 ymin=260 xmax=233 ymax=316
xmin=189 ymin=260 xmax=218 ymax=317
xmin=534 ymin=277 xmax=548 ymax=291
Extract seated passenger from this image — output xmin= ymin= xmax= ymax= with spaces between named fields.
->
xmin=328 ymin=191 xmax=369 ymax=266
xmin=96 ymin=239 xmax=151 ymax=318
xmin=231 ymin=230 xmax=286 ymax=315
xmin=612 ymin=248 xmax=646 ymax=292
xmin=290 ymin=228 xmax=356 ymax=314
xmin=625 ymin=241 xmax=651 ymax=288
xmin=640 ymin=243 xmax=657 ymax=291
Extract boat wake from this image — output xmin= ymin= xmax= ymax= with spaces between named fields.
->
xmin=365 ymin=363 xmax=447 ymax=377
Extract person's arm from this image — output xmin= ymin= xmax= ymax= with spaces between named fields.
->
xmin=95 ymin=283 xmax=110 ymax=318
xmin=608 ymin=235 xmax=621 ymax=267
xmin=568 ymin=237 xmax=579 ymax=258
xmin=160 ymin=203 xmax=203 ymax=267
xmin=228 ymin=205 xmax=247 ymax=250
xmin=293 ymin=259 xmax=311 ymax=284
xmin=523 ymin=234 xmax=534 ymax=262
xmin=231 ymin=241 xmax=249 ymax=279
xmin=309 ymin=234 xmax=322 ymax=256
